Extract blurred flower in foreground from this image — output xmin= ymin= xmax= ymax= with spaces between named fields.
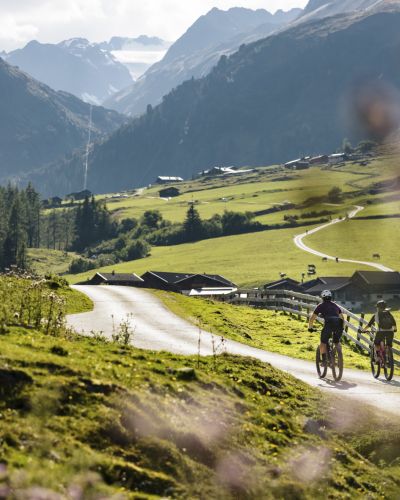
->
xmin=347 ymin=80 xmax=400 ymax=143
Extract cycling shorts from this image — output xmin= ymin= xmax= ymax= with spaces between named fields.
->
xmin=321 ymin=316 xmax=343 ymax=344
xmin=374 ymin=331 xmax=394 ymax=347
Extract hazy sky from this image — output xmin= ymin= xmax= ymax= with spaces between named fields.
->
xmin=0 ymin=0 xmax=307 ymax=51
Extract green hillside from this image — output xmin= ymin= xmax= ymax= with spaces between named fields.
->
xmin=305 ymin=219 xmax=400 ymax=270
xmin=66 ymin=153 xmax=400 ymax=285
xmin=1 ymin=274 xmax=399 ymax=499
xmin=67 ymin=225 xmax=371 ymax=286
xmin=104 ymin=166 xmax=365 ymax=224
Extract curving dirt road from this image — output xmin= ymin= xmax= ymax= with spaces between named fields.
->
xmin=68 ymin=285 xmax=400 ymax=415
xmin=293 ymin=205 xmax=394 ymax=272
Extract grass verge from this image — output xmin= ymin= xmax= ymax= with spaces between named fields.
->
xmin=61 ymin=286 xmax=94 ymax=315
xmin=0 ymin=327 xmax=399 ymax=498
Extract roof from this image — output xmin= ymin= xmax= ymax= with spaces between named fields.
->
xmin=264 ymin=278 xmax=302 ymax=290
xmin=284 ymin=158 xmax=302 ymax=165
xmin=352 ymin=271 xmax=400 ymax=286
xmin=143 ymin=271 xmax=235 ymax=287
xmin=187 ymin=287 xmax=237 ymax=296
xmin=303 ymin=277 xmax=350 ymax=294
xmin=95 ymin=273 xmax=143 ymax=283
xmin=177 ymin=273 xmax=236 ymax=287
xmin=157 ymin=176 xmax=183 ymax=181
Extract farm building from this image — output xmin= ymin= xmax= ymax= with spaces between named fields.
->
xmin=141 ymin=271 xmax=237 ymax=295
xmin=66 ymin=189 xmax=92 ymax=201
xmin=87 ymin=272 xmax=144 ymax=286
xmin=199 ymin=166 xmax=254 ymax=177
xmin=328 ymin=153 xmax=348 ymax=164
xmin=350 ymin=271 xmax=400 ymax=304
xmin=263 ymin=278 xmax=304 ymax=292
xmin=155 ymin=176 xmax=184 ymax=185
xmin=284 ymin=158 xmax=310 ymax=170
xmin=159 ymin=187 xmax=180 ymax=198
xmin=309 ymin=155 xmax=329 ymax=165
xmin=263 ymin=271 xmax=400 ymax=311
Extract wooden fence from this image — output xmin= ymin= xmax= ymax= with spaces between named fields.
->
xmin=213 ymin=288 xmax=400 ymax=367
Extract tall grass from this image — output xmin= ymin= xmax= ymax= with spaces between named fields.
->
xmin=0 ymin=272 xmax=66 ymax=336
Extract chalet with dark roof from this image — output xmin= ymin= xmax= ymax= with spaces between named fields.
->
xmin=263 ymin=278 xmax=304 ymax=292
xmin=141 ymin=271 xmax=236 ymax=295
xmin=302 ymin=277 xmax=351 ymax=295
xmin=88 ymin=272 xmax=144 ymax=286
xmin=351 ymin=271 xmax=400 ymax=302
xmin=263 ymin=271 xmax=400 ymax=310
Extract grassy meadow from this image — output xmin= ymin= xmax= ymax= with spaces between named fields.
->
xmin=104 ymin=166 xmax=371 ymax=224
xmin=305 ymin=218 xmax=400 ymax=270
xmin=62 ymin=152 xmax=399 ymax=286
xmin=27 ymin=248 xmax=79 ymax=276
xmin=67 ymin=225 xmax=371 ymax=286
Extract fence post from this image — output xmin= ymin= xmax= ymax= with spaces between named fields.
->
xmin=357 ymin=313 xmax=365 ymax=342
xmin=345 ymin=315 xmax=350 ymax=334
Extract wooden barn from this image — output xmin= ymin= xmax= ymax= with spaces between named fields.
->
xmin=87 ymin=272 xmax=144 ymax=286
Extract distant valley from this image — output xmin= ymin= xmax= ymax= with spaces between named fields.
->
xmin=3 ymin=35 xmax=171 ymax=104
xmin=0 ymin=57 xmax=124 ymax=183
xmin=27 ymin=3 xmax=400 ymax=196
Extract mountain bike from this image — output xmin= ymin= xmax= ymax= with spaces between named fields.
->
xmin=315 ymin=336 xmax=343 ymax=381
xmin=368 ymin=333 xmax=394 ymax=381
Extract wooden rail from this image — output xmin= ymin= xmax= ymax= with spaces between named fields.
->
xmin=210 ymin=288 xmax=400 ymax=367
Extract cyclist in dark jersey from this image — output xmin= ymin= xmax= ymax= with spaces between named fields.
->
xmin=362 ymin=300 xmax=397 ymax=357
xmin=308 ymin=290 xmax=344 ymax=366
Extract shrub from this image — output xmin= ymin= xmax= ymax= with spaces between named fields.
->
xmin=327 ymin=186 xmax=342 ymax=203
xmin=124 ymin=240 xmax=151 ymax=261
xmin=69 ymin=258 xmax=97 ymax=274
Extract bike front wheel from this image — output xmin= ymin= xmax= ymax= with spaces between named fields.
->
xmin=384 ymin=346 xmax=394 ymax=381
xmin=331 ymin=344 xmax=343 ymax=381
xmin=316 ymin=346 xmax=328 ymax=379
xmin=370 ymin=348 xmax=380 ymax=379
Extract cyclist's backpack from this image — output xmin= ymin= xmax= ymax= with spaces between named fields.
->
xmin=376 ymin=311 xmax=394 ymax=330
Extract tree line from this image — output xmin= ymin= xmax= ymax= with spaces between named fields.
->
xmin=0 ymin=184 xmax=41 ymax=270
xmin=0 ymin=186 xmax=115 ymax=272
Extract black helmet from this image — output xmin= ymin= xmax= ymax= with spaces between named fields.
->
xmin=376 ymin=300 xmax=387 ymax=309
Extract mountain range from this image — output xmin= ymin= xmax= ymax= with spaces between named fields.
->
xmin=0 ymin=57 xmax=124 ymax=183
xmin=100 ymin=36 xmax=172 ymax=81
xmin=98 ymin=36 xmax=168 ymax=51
xmin=104 ymin=7 xmax=301 ymax=116
xmin=4 ymin=38 xmax=133 ymax=105
xmin=299 ymin=0 xmax=389 ymax=20
xmin=26 ymin=1 xmax=400 ymax=196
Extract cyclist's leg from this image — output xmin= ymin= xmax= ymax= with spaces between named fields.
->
xmin=385 ymin=331 xmax=394 ymax=348
xmin=333 ymin=329 xmax=342 ymax=351
xmin=374 ymin=331 xmax=384 ymax=361
xmin=320 ymin=327 xmax=331 ymax=364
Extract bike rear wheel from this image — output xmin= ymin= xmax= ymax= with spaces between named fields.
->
xmin=384 ymin=346 xmax=394 ymax=381
xmin=316 ymin=346 xmax=328 ymax=378
xmin=331 ymin=344 xmax=343 ymax=381
xmin=370 ymin=348 xmax=380 ymax=379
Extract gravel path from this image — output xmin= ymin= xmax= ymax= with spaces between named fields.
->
xmin=293 ymin=205 xmax=394 ymax=272
xmin=68 ymin=285 xmax=400 ymax=415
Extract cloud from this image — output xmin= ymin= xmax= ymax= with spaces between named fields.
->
xmin=0 ymin=0 xmax=307 ymax=51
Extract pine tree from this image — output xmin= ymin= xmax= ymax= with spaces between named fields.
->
xmin=183 ymin=204 xmax=203 ymax=241
xmin=3 ymin=196 xmax=27 ymax=269
xmin=25 ymin=183 xmax=41 ymax=247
